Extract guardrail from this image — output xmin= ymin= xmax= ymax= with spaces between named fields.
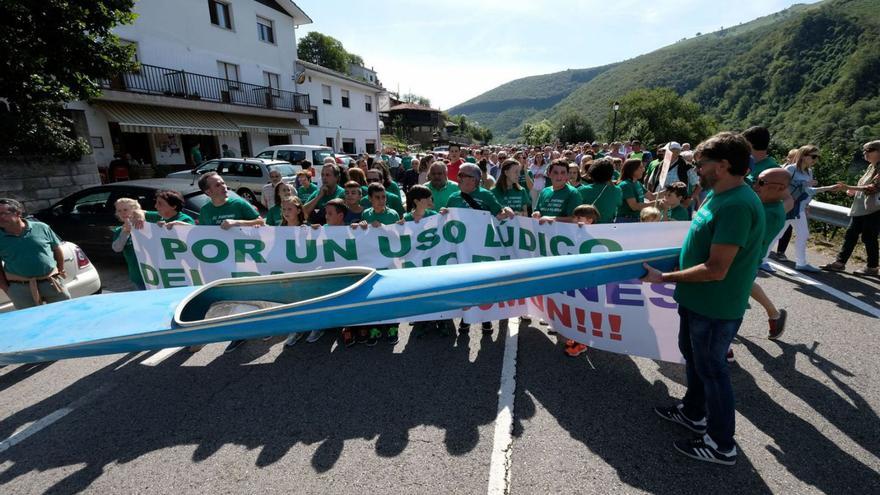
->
xmin=807 ymin=200 xmax=850 ymax=228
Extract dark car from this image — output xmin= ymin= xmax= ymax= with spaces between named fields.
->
xmin=34 ymin=178 xmax=241 ymax=260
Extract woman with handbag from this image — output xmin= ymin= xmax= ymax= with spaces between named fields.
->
xmin=821 ymin=141 xmax=880 ymax=276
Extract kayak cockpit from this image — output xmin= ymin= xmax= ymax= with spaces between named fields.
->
xmin=173 ymin=267 xmax=376 ymax=326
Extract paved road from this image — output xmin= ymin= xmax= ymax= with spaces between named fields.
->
xmin=1 ymin=249 xmax=878 ymax=494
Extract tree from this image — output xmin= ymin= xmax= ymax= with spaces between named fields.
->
xmin=521 ymin=120 xmax=555 ymax=146
xmin=401 ymin=93 xmax=431 ymax=107
xmin=604 ymin=88 xmax=717 ymax=146
xmin=0 ymin=1 xmax=137 ymax=159
xmin=297 ymin=32 xmax=363 ymax=74
xmin=556 ymin=113 xmax=596 ymax=144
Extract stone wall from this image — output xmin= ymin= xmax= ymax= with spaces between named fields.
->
xmin=0 ymin=155 xmax=101 ymax=214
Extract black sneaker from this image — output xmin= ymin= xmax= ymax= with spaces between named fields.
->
xmin=481 ymin=322 xmax=493 ymax=335
xmin=654 ymin=404 xmax=707 ymax=434
xmin=673 ymin=436 xmax=737 ymax=466
xmin=224 ymin=340 xmax=245 ymax=353
xmin=386 ymin=326 xmax=399 ymax=345
xmin=768 ymin=309 xmax=787 ymax=340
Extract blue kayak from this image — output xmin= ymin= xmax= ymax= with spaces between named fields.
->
xmin=0 ymin=248 xmax=678 ymax=364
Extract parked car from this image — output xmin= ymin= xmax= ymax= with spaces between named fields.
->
xmin=33 ymin=178 xmax=244 ymax=259
xmin=1 ymin=240 xmax=101 ymax=312
xmin=255 ymin=145 xmax=335 ymax=186
xmin=166 ymin=158 xmax=296 ymax=206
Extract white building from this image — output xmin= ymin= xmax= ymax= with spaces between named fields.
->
xmin=68 ymin=0 xmax=313 ymax=173
xmin=296 ymin=60 xmax=385 ymax=154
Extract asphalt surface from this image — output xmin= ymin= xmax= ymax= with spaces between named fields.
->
xmin=1 ymin=248 xmax=879 ymax=494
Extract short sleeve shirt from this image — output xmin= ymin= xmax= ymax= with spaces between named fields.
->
xmin=761 ymin=201 xmax=787 ymax=254
xmin=198 ymin=197 xmax=260 ymax=225
xmin=297 ymin=183 xmax=318 ymax=202
xmin=746 ymin=156 xmax=779 ymax=185
xmin=667 ymin=205 xmax=690 ymax=221
xmin=579 ymin=182 xmax=622 ymax=224
xmin=144 ymin=211 xmax=195 ymax=224
xmin=307 ymin=185 xmax=346 ymax=210
xmin=674 ymin=184 xmax=766 ymax=320
xmin=403 ymin=209 xmax=438 ymax=221
xmin=491 ymin=186 xmax=531 ymax=213
xmin=617 ymin=179 xmax=646 ymax=219
xmin=446 ymin=187 xmax=504 ymax=215
xmin=425 ymin=181 xmax=460 ymax=209
xmin=362 ymin=207 xmax=400 ymax=225
xmin=265 ymin=205 xmax=283 ymax=226
xmin=536 ymin=184 xmax=581 ymax=217
xmin=0 ymin=220 xmax=62 ymax=277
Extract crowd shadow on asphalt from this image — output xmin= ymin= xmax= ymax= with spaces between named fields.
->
xmin=514 ymin=326 xmax=880 ymax=494
xmin=0 ymin=325 xmax=503 ymax=494
xmin=0 ymin=362 xmax=54 ymax=394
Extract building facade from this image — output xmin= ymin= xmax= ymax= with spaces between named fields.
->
xmin=296 ymin=60 xmax=385 ymax=155
xmin=69 ymin=0 xmax=313 ymax=174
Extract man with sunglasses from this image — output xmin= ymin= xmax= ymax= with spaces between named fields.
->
xmin=642 ymin=132 xmax=765 ymax=466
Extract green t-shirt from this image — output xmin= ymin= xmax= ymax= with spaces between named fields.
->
xmin=761 ymin=200 xmax=786 ymax=254
xmin=579 ymin=182 xmax=622 ymax=224
xmin=198 ymin=197 xmax=260 ymax=225
xmin=386 ymin=181 xmax=401 ymax=197
xmin=446 ymin=187 xmax=504 ymax=215
xmin=425 ymin=181 xmax=460 ymax=209
xmin=297 ymin=183 xmax=318 ymax=202
xmin=674 ymin=184 xmax=766 ymax=320
xmin=360 ymin=189 xmax=405 ymax=216
xmin=362 ymin=207 xmax=400 ymax=225
xmin=746 ymin=156 xmax=779 ymax=185
xmin=112 ymin=226 xmax=143 ymax=286
xmin=667 ymin=205 xmax=690 ymax=221
xmin=307 ymin=185 xmax=346 ymax=210
xmin=491 ymin=186 xmax=531 ymax=214
xmin=265 ymin=205 xmax=283 ymax=226
xmin=401 ymin=156 xmax=413 ymax=171
xmin=465 ymin=156 xmax=477 ymax=164
xmin=403 ymin=209 xmax=438 ymax=221
xmin=617 ymin=179 xmax=646 ymax=219
xmin=535 ymin=184 xmax=581 ymax=217
xmin=0 ymin=220 xmax=62 ymax=277
xmin=144 ymin=210 xmax=195 ymax=224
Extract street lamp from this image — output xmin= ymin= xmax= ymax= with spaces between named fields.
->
xmin=611 ymin=101 xmax=620 ymax=143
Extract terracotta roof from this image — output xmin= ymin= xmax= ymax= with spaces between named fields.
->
xmin=388 ymin=103 xmax=440 ymax=112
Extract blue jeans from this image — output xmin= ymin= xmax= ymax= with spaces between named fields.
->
xmin=678 ymin=306 xmax=742 ymax=451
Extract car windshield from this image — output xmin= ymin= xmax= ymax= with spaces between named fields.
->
xmin=255 ymin=151 xmax=274 ymax=159
xmin=267 ymin=164 xmax=296 ymax=177
xmin=196 ymin=161 xmax=219 ymax=173
xmin=312 ymin=150 xmax=333 ymax=163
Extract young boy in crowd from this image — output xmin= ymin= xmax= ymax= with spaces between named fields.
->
xmin=563 ymin=204 xmax=601 ymax=357
xmin=359 ymin=183 xmax=401 ymax=345
xmin=640 ymin=206 xmax=662 ymax=222
xmin=662 ymin=182 xmax=691 ymax=221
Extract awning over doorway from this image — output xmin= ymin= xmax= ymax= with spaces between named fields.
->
xmin=225 ymin=114 xmax=308 ymax=136
xmin=96 ymin=102 xmax=240 ymax=136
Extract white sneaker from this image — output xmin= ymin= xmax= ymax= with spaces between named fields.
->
xmin=284 ymin=332 xmax=304 ymax=347
xmin=795 ymin=264 xmax=820 ymax=273
xmin=306 ymin=330 xmax=325 ymax=343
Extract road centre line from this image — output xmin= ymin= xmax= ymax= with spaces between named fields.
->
xmin=768 ymin=262 xmax=880 ymax=319
xmin=488 ymin=320 xmax=519 ymax=495
xmin=0 ymin=383 xmax=113 ymax=454
xmin=140 ymin=347 xmax=184 ymax=366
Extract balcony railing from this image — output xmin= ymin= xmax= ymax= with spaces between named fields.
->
xmin=100 ymin=63 xmax=310 ymax=114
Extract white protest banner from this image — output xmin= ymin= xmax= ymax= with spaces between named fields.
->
xmin=131 ymin=210 xmax=689 ymax=362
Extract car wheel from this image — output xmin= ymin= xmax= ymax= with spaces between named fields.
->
xmin=238 ymin=188 xmax=258 ymax=206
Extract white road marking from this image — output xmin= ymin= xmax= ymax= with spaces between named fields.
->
xmin=140 ymin=347 xmax=184 ymax=366
xmin=0 ymin=383 xmax=113 ymax=454
xmin=769 ymin=262 xmax=880 ymax=319
xmin=487 ymin=320 xmax=519 ymax=495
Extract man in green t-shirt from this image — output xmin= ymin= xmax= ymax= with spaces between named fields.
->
xmin=750 ymin=167 xmax=792 ymax=340
xmin=304 ymin=163 xmax=346 ymax=224
xmin=642 ymin=132 xmax=765 ymax=466
xmin=425 ymin=162 xmax=460 ymax=209
xmin=743 ymin=126 xmax=779 ymax=185
xmin=0 ymin=198 xmax=71 ymax=309
xmin=195 ymin=172 xmax=262 ymax=354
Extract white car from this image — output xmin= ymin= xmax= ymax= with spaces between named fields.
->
xmin=166 ymin=158 xmax=297 ymax=206
xmin=1 ymin=241 xmax=102 ymax=312
xmin=255 ymin=145 xmax=335 ymax=186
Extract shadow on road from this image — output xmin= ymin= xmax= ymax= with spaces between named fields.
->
xmin=0 ymin=326 xmax=502 ymax=493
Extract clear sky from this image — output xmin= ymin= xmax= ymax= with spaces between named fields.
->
xmin=297 ymin=0 xmax=819 ymax=110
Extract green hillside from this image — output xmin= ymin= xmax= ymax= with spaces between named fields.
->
xmin=451 ymin=0 xmax=880 ymax=151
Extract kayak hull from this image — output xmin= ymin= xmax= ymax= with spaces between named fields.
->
xmin=0 ymin=248 xmax=678 ymax=364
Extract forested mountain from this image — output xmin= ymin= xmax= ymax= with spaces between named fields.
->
xmin=449 ymin=0 xmax=880 ymax=151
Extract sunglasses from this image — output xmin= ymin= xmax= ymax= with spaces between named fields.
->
xmin=757 ymin=178 xmax=786 ymax=187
